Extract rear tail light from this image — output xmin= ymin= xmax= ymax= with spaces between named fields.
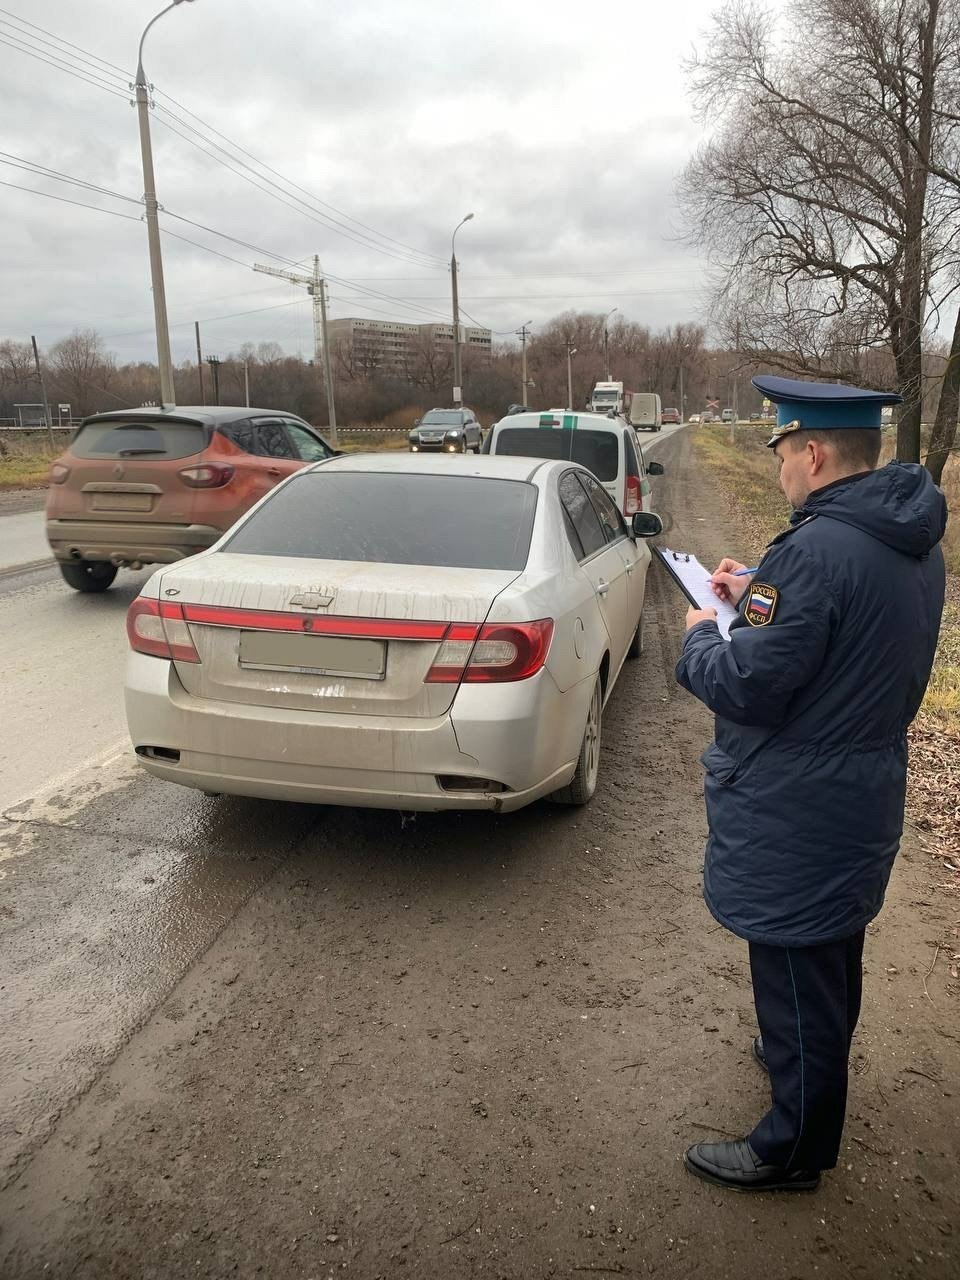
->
xmin=624 ymin=474 xmax=642 ymax=516
xmin=126 ymin=598 xmax=201 ymax=663
xmin=49 ymin=463 xmax=70 ymax=484
xmin=425 ymin=619 xmax=554 ymax=684
xmin=178 ymin=463 xmax=235 ymax=488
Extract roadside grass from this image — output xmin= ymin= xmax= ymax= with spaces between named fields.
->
xmin=0 ymin=445 xmax=59 ymax=489
xmin=693 ymin=424 xmax=960 ymax=868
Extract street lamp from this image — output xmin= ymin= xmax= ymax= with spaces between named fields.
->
xmin=450 ymin=213 xmax=473 ymax=406
xmin=135 ymin=0 xmax=197 ymax=408
xmin=602 ymin=307 xmax=618 ymax=381
xmin=565 ymin=342 xmax=577 ymax=411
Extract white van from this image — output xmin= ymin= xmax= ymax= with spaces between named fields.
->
xmin=482 ymin=410 xmax=664 ymax=517
xmin=629 ymin=393 xmax=661 ymax=433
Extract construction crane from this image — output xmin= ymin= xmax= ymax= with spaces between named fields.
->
xmin=252 ymin=255 xmax=338 ymax=445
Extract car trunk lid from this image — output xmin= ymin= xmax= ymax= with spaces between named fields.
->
xmin=160 ymin=554 xmax=521 ymax=717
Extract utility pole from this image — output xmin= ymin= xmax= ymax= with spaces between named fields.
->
xmin=602 ymin=307 xmax=618 ymax=381
xmin=516 ymin=322 xmax=532 ymax=406
xmin=450 ymin=213 xmax=474 ymax=408
xmin=30 ymin=335 xmax=54 ymax=447
xmin=206 ymin=355 xmax=221 ymax=406
xmin=194 ymin=320 xmax=205 ymax=405
xmin=252 ymin=257 xmax=338 ymax=445
xmin=243 ymin=359 xmax=250 ymax=408
xmin=565 ymin=342 xmax=577 ymax=412
xmin=679 ymin=363 xmax=685 ymax=423
xmin=134 ymin=2 xmax=194 ymax=408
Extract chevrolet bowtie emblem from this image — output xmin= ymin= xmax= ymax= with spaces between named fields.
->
xmin=289 ymin=590 xmax=334 ymax=610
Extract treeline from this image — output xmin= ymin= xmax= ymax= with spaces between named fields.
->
xmin=1 ymin=312 xmax=948 ymax=431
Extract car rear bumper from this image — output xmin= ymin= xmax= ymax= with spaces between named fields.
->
xmin=124 ymin=652 xmax=581 ymax=812
xmin=47 ymin=519 xmax=223 ymax=565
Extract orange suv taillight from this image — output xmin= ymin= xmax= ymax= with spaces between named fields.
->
xmin=624 ymin=474 xmax=642 ymax=516
xmin=126 ymin=598 xmax=201 ymax=662
xmin=178 ymin=463 xmax=235 ymax=488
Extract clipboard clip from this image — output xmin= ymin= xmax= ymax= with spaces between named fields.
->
xmin=672 ymin=552 xmax=690 ymax=562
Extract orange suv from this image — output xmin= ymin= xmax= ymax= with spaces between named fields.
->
xmin=46 ymin=406 xmax=337 ymax=591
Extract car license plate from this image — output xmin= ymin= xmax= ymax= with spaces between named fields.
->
xmin=89 ymin=492 xmax=153 ymax=512
xmin=238 ymin=631 xmax=386 ymax=680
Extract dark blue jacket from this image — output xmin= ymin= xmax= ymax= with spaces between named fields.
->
xmin=676 ymin=463 xmax=947 ymax=946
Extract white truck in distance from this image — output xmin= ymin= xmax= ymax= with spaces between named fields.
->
xmin=589 ymin=381 xmax=626 ymax=414
xmin=629 ymin=393 xmax=661 ymax=432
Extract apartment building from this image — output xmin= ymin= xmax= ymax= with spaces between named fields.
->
xmin=328 ymin=317 xmax=491 ymax=370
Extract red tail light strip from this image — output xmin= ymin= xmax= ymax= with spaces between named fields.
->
xmin=179 ymin=602 xmax=455 ymax=641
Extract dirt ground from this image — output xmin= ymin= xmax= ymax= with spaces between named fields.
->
xmin=1 ymin=430 xmax=957 ymax=1279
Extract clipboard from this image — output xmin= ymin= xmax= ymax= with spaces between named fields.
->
xmin=652 ymin=546 xmax=739 ymax=640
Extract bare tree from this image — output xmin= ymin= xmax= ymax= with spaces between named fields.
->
xmin=47 ymin=329 xmax=117 ymax=417
xmin=680 ymin=0 xmax=960 ymax=466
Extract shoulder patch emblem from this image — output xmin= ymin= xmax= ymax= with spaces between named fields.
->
xmin=744 ymin=582 xmax=779 ymax=627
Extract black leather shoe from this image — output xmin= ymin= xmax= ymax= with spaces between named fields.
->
xmin=684 ymin=1139 xmax=820 ymax=1192
xmin=753 ymin=1035 xmax=768 ymax=1072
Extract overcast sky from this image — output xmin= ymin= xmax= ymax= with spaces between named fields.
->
xmin=1 ymin=0 xmax=734 ymax=364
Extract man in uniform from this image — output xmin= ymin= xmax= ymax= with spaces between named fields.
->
xmin=676 ymin=376 xmax=947 ymax=1192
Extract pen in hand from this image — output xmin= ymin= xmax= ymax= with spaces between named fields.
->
xmin=732 ymin=567 xmax=760 ymax=577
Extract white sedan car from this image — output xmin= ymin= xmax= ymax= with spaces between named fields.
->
xmin=125 ymin=454 xmax=662 ymax=812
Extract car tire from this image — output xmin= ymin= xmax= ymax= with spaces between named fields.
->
xmin=58 ymin=560 xmax=118 ymax=593
xmin=627 ymin=610 xmax=644 ymax=660
xmin=550 ymin=675 xmax=602 ymax=806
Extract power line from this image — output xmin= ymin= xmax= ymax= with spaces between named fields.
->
xmin=0 ymin=177 xmax=141 ymax=222
xmin=151 ymin=104 xmax=446 ymax=270
xmin=153 ymin=89 xmax=447 ymax=268
xmin=0 ymin=6 xmax=130 ymax=78
xmin=0 ymin=152 xmax=141 ymax=207
xmin=0 ymin=30 xmax=130 ymax=100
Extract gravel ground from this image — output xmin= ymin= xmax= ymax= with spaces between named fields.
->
xmin=1 ymin=430 xmax=957 ymax=1279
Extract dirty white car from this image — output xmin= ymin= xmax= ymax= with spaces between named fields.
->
xmin=124 ymin=454 xmax=661 ymax=811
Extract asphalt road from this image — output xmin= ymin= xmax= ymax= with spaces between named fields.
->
xmin=1 ymin=426 xmax=956 ymax=1279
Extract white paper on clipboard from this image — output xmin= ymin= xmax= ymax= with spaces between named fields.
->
xmin=659 ymin=548 xmax=739 ymax=640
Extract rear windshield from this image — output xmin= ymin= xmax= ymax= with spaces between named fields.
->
xmin=492 ymin=427 xmax=620 ymax=481
xmin=71 ymin=419 xmax=207 ymax=460
xmin=222 ymin=472 xmax=538 ymax=570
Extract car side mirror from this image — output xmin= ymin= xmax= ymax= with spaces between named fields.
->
xmin=647 ymin=461 xmax=665 ymax=476
xmin=632 ymin=512 xmax=663 ymax=538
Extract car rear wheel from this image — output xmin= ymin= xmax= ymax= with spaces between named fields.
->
xmin=551 ymin=676 xmax=602 ymax=806
xmin=58 ymin=560 xmax=118 ymax=593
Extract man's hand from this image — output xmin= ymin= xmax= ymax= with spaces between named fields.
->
xmin=709 ymin=556 xmax=752 ymax=606
xmin=686 ymin=606 xmax=718 ymax=630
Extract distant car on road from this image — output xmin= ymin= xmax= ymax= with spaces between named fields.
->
xmin=749 ymin=411 xmax=763 ymax=422
xmin=481 ymin=409 xmax=664 ymax=517
xmin=721 ymin=408 xmax=736 ymax=423
xmin=45 ymin=407 xmax=337 ymax=592
xmin=688 ymin=413 xmax=702 ymax=425
xmin=125 ymin=453 xmax=664 ymax=812
xmin=660 ymin=407 xmax=681 ymax=424
xmin=409 ymin=408 xmax=482 ymax=453
xmin=700 ymin=411 xmax=718 ymax=424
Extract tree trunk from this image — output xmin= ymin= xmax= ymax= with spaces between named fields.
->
xmin=925 ymin=305 xmax=960 ymax=484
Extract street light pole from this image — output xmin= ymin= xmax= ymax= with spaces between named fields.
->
xmin=135 ymin=0 xmax=196 ymax=409
xmin=565 ymin=342 xmax=577 ymax=411
xmin=450 ymin=213 xmax=473 ymax=406
xmin=602 ymin=307 xmax=618 ymax=381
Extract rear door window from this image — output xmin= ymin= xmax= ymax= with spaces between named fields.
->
xmin=558 ymin=470 xmax=606 ymax=560
xmin=581 ymin=473 xmax=628 ymax=544
xmin=223 ymin=472 xmax=538 ymax=570
xmin=71 ymin=418 xmax=206 ymax=460
xmin=251 ymin=418 xmax=297 ymax=459
xmin=493 ymin=427 xmax=620 ymax=481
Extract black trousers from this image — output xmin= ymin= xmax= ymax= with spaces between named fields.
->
xmin=747 ymin=929 xmax=865 ymax=1172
